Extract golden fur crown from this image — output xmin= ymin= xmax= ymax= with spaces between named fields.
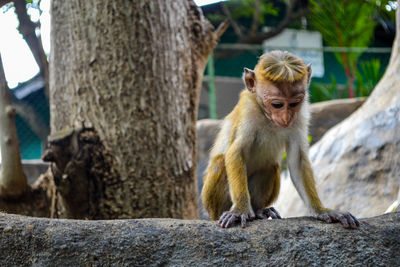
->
xmin=254 ymin=50 xmax=307 ymax=83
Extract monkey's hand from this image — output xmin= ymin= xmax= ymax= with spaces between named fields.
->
xmin=317 ymin=210 xmax=360 ymax=229
xmin=256 ymin=207 xmax=282 ymax=219
xmin=218 ymin=207 xmax=255 ymax=228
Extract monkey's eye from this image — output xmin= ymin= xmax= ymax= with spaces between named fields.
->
xmin=271 ymin=103 xmax=284 ymax=109
xmin=289 ymin=102 xmax=300 ymax=108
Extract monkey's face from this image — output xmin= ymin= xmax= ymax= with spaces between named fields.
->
xmin=255 ymin=80 xmax=305 ymax=128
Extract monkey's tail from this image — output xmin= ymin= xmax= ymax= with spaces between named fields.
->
xmin=201 ymin=154 xmax=229 ymax=220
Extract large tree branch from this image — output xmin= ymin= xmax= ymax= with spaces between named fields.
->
xmin=188 ymin=1 xmax=229 ymax=64
xmin=214 ymin=0 xmax=308 ymax=58
xmin=0 ymin=213 xmax=399 ymax=265
xmin=0 ymin=54 xmax=28 ymax=198
xmin=0 ymin=0 xmax=12 ymax=8
xmin=249 ymin=0 xmax=262 ymax=36
xmin=13 ymin=0 xmax=49 ymax=97
xmin=214 ymin=19 xmax=230 ymax=40
xmin=221 ymin=2 xmax=243 ymax=38
xmin=243 ymin=1 xmax=308 ymax=44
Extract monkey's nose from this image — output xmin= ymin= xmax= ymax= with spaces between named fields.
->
xmin=281 ymin=119 xmax=290 ymax=127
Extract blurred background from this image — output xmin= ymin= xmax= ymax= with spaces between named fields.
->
xmin=0 ymin=0 xmax=397 ymax=161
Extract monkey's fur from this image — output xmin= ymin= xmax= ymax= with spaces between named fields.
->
xmin=201 ymin=51 xmax=359 ymax=229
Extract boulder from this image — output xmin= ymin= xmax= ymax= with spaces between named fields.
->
xmin=0 ymin=212 xmax=399 ymax=266
xmin=309 ymin=98 xmax=365 ymax=145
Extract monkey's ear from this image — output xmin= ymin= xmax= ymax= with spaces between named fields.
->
xmin=243 ymin=68 xmax=256 ymax=93
xmin=306 ymin=63 xmax=312 ymax=84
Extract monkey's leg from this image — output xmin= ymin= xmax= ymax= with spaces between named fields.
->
xmin=248 ymin=164 xmax=281 ymax=219
xmin=201 ymin=154 xmax=232 ymax=220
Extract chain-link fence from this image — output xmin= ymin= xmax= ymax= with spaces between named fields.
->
xmin=10 ymin=74 xmax=49 ymax=160
xmin=9 ymin=45 xmax=392 ymax=160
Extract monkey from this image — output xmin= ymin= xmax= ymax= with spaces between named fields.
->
xmin=201 ymin=50 xmax=359 ymax=229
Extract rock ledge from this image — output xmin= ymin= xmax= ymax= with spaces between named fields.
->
xmin=0 ymin=212 xmax=399 ymax=266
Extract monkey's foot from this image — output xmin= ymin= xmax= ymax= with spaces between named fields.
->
xmin=255 ymin=207 xmax=282 ymax=219
xmin=218 ymin=210 xmax=255 ymax=229
xmin=317 ymin=210 xmax=360 ymax=229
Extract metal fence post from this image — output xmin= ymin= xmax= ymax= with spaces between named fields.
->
xmin=207 ymin=52 xmax=217 ymax=119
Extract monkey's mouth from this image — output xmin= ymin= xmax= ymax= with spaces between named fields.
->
xmin=274 ymin=121 xmax=291 ymax=128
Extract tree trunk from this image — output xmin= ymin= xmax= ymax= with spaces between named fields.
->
xmin=0 ymin=55 xmax=27 ymax=198
xmin=43 ymin=0 xmax=225 ymax=219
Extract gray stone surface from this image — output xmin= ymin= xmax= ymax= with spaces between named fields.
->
xmin=309 ymin=97 xmax=365 ymax=145
xmin=21 ymin=160 xmax=49 ymax=184
xmin=0 ymin=212 xmax=398 ymax=266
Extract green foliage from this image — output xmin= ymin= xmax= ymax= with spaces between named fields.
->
xmin=309 ymin=0 xmax=377 ymax=75
xmin=206 ymin=0 xmax=281 ymax=26
xmin=355 ymin=59 xmax=383 ymax=97
xmin=309 ymin=75 xmax=339 ymax=102
xmin=226 ymin=0 xmax=279 ymax=24
xmin=310 ymin=58 xmax=384 ymax=102
xmin=206 ymin=13 xmax=226 ymax=25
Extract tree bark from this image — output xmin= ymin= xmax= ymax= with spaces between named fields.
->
xmin=43 ymin=0 xmax=225 ymax=219
xmin=0 ymin=212 xmax=399 ymax=266
xmin=0 ymin=55 xmax=27 ymax=198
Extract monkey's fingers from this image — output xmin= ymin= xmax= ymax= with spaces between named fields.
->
xmin=344 ymin=213 xmax=360 ymax=229
xmin=267 ymin=207 xmax=282 ymax=219
xmin=240 ymin=214 xmax=247 ymax=228
xmin=336 ymin=214 xmax=350 ymax=229
xmin=261 ymin=207 xmax=281 ymax=219
xmin=352 ymin=214 xmax=360 ymax=227
xmin=226 ymin=215 xmax=238 ymax=228
xmin=219 ymin=212 xmax=239 ymax=228
xmin=220 ymin=214 xmax=231 ymax=228
xmin=219 ymin=213 xmax=232 ymax=228
xmin=333 ymin=212 xmax=360 ymax=229
xmin=317 ymin=211 xmax=359 ymax=229
xmin=317 ymin=213 xmax=332 ymax=223
xmin=256 ymin=210 xmax=268 ymax=219
xmin=218 ymin=212 xmax=228 ymax=225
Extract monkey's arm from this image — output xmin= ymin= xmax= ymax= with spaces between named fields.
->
xmin=286 ymin=140 xmax=359 ymax=229
xmin=219 ymin=140 xmax=255 ymax=228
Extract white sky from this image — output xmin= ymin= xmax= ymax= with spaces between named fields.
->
xmin=0 ymin=0 xmax=223 ymax=89
xmin=0 ymin=0 xmax=50 ymax=88
xmin=194 ymin=0 xmax=225 ymax=6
